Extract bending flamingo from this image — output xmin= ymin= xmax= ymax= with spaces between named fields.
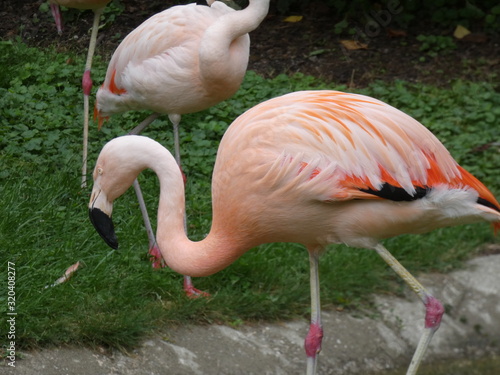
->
xmin=88 ymin=90 xmax=500 ymax=375
xmin=49 ymin=0 xmax=112 ymax=187
xmin=94 ymin=0 xmax=269 ymax=296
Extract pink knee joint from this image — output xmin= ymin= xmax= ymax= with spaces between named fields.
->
xmin=305 ymin=323 xmax=323 ymax=358
xmin=424 ymin=296 xmax=444 ymax=329
xmin=82 ymin=70 xmax=93 ymax=96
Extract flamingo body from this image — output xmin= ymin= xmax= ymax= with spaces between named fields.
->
xmin=89 ymin=90 xmax=500 ymax=374
xmin=96 ymin=1 xmax=268 ymax=120
xmin=209 ymin=90 xmax=499 ymax=251
xmin=91 ymin=90 xmax=500 ymax=273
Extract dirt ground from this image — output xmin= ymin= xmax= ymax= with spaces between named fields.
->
xmin=1 ymin=0 xmax=499 ymax=88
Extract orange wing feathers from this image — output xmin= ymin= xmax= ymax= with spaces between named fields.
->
xmin=109 ymin=70 xmax=127 ymax=95
xmin=229 ymin=91 xmax=499 ymax=219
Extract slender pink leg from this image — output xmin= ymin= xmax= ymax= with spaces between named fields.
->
xmin=80 ymin=8 xmax=104 ymax=187
xmin=127 ymin=114 xmax=167 ymax=269
xmin=374 ymin=244 xmax=444 ymax=375
xmin=132 ymin=178 xmax=164 ymax=268
xmin=305 ymin=249 xmax=323 ymax=375
xmin=81 ymin=70 xmax=92 ymax=188
xmin=50 ymin=4 xmax=63 ymax=34
xmin=169 ymin=114 xmax=210 ymax=298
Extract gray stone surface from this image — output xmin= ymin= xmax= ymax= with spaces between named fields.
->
xmin=2 ymin=254 xmax=500 ymax=374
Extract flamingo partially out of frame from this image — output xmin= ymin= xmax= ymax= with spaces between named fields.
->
xmin=49 ymin=0 xmax=112 ymax=187
xmin=88 ymin=90 xmax=500 ymax=375
xmin=93 ymin=0 xmax=269 ymax=296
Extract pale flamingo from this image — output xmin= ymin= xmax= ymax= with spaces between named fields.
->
xmin=94 ymin=0 xmax=269 ymax=296
xmin=88 ymin=90 xmax=500 ymax=375
xmin=49 ymin=0 xmax=112 ymax=187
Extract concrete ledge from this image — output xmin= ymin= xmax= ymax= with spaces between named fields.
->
xmin=3 ymin=254 xmax=500 ymax=374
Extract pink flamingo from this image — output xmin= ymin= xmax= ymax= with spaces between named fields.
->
xmin=49 ymin=0 xmax=112 ymax=187
xmin=93 ymin=0 xmax=269 ymax=296
xmin=88 ymin=90 xmax=500 ymax=374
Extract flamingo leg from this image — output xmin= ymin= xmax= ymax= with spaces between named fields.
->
xmin=169 ymin=114 xmax=182 ymax=166
xmin=50 ymin=4 xmax=63 ymax=34
xmin=169 ymin=114 xmax=209 ymax=298
xmin=128 ymin=113 xmax=160 ymax=135
xmin=82 ymin=90 xmax=90 ymax=188
xmin=305 ymin=249 xmax=323 ymax=375
xmin=132 ymin=179 xmax=156 ymax=249
xmin=81 ymin=7 xmax=105 ymax=188
xmin=374 ymin=244 xmax=444 ymax=375
xmin=127 ymin=113 xmax=165 ymax=267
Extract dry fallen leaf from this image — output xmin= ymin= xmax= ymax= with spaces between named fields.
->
xmin=387 ymin=28 xmax=407 ymax=38
xmin=340 ymin=40 xmax=368 ymax=50
xmin=453 ymin=25 xmax=471 ymax=39
xmin=283 ymin=15 xmax=303 ymax=23
xmin=461 ymin=33 xmax=489 ymax=43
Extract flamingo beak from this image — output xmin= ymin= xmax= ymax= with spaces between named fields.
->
xmin=89 ymin=188 xmax=118 ymax=249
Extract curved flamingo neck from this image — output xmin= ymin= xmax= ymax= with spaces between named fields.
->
xmin=150 ymin=150 xmax=246 ymax=278
xmin=199 ymin=0 xmax=269 ymax=83
xmin=206 ymin=0 xmax=268 ymax=43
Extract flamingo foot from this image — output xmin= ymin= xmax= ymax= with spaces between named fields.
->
xmin=148 ymin=247 xmax=209 ymax=298
xmin=148 ymin=245 xmax=166 ymax=269
xmin=183 ymin=276 xmax=210 ymax=299
xmin=82 ymin=70 xmax=93 ymax=97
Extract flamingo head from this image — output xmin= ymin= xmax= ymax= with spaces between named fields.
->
xmin=88 ymin=137 xmax=143 ymax=249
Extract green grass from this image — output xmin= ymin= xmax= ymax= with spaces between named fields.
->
xmin=0 ymin=40 xmax=499 ymax=353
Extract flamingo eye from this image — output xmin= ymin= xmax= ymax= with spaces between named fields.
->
xmin=97 ymin=167 xmax=104 ymax=175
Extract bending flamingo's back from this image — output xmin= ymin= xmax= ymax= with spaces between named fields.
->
xmin=211 ymin=91 xmax=500 ymax=247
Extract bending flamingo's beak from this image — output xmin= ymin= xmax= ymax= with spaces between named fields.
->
xmin=89 ymin=187 xmax=118 ymax=249
xmin=94 ymin=103 xmax=108 ymax=131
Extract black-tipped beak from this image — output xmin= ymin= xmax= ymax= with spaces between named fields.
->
xmin=89 ymin=207 xmax=119 ymax=249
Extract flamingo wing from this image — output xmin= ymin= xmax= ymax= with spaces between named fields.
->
xmin=102 ymin=3 xmax=231 ymax=93
xmin=223 ymin=91 xmax=500 ymax=216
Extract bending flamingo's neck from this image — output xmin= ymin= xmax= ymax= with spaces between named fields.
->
xmin=199 ymin=0 xmax=269 ymax=82
xmin=214 ymin=0 xmax=269 ymax=41
xmin=151 ymin=151 xmax=246 ymax=277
